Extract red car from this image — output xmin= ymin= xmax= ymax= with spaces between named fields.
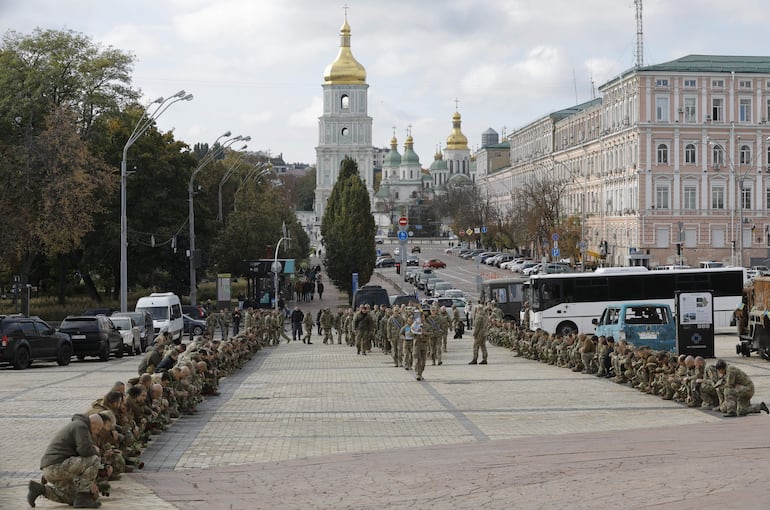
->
xmin=423 ymin=258 xmax=446 ymax=269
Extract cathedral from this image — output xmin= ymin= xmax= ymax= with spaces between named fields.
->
xmin=314 ymin=14 xmax=473 ymax=228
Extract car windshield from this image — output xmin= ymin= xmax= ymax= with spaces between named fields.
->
xmin=111 ymin=318 xmax=131 ymax=329
xmin=136 ymin=306 xmax=169 ymax=320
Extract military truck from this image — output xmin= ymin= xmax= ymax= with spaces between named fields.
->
xmin=736 ymin=276 xmax=770 ymax=359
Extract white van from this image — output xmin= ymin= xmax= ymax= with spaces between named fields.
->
xmin=135 ymin=292 xmax=184 ymax=341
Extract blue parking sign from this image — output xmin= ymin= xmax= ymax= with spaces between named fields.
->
xmin=552 ymin=248 xmax=560 ymax=257
xmin=397 ymin=231 xmax=408 ymax=241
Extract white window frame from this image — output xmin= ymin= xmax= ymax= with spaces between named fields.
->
xmin=655 ymin=181 xmax=670 ymax=209
xmin=740 ymin=144 xmax=752 ymax=165
xmin=655 ymin=78 xmax=669 ymax=87
xmin=656 ymin=143 xmax=669 ymax=164
xmin=739 ymin=97 xmax=753 ymax=123
xmin=711 ymin=97 xmax=724 ymax=122
xmin=712 ymin=185 xmax=725 ymax=210
xmin=683 ymin=183 xmax=697 ymax=210
xmin=684 ymin=78 xmax=697 ymax=88
xmin=683 ymin=96 xmax=697 ymax=123
xmin=656 ymin=96 xmax=670 ymax=122
xmin=739 ymin=79 xmax=753 ymax=89
xmin=712 ymin=79 xmax=725 ymax=88
xmin=684 ymin=143 xmax=697 ymax=164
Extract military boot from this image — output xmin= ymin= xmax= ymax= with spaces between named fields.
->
xmin=27 ymin=480 xmax=45 ymax=507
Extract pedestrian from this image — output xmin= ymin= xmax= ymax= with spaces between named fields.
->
xmin=231 ymin=308 xmax=241 ymax=336
xmin=28 ymin=414 xmax=104 ymax=508
xmin=302 ymin=310 xmax=314 ymax=344
xmin=317 ymin=280 xmax=325 ymax=300
xmin=290 ymin=306 xmax=304 ymax=342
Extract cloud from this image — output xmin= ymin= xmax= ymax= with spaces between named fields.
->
xmin=288 ymin=96 xmax=322 ymax=128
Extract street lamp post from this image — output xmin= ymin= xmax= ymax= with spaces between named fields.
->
xmin=188 ymin=133 xmax=249 ymax=306
xmin=120 ymin=90 xmax=192 ymax=312
xmin=217 ymin=144 xmax=250 ymax=222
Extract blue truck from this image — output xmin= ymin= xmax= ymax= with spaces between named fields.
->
xmin=592 ymin=302 xmax=676 ymax=352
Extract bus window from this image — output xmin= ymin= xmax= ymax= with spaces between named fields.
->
xmin=495 ymin=288 xmax=508 ymax=303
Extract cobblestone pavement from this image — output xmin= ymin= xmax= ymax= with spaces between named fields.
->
xmin=2 ymin=275 xmax=770 ymax=509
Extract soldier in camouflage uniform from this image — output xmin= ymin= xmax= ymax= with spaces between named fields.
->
xmin=423 ymin=305 xmax=443 ymax=366
xmin=321 ymin=308 xmax=334 ymax=344
xmin=469 ymin=304 xmax=489 ymax=364
xmin=302 ymin=310 xmax=314 ymax=344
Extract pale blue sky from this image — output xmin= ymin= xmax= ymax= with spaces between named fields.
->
xmin=2 ymin=0 xmax=769 ymax=163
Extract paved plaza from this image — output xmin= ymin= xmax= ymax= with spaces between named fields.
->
xmin=2 ymin=276 xmax=770 ymax=509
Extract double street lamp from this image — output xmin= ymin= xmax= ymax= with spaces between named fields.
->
xmin=120 ymin=90 xmax=193 ymax=312
xmin=188 ymin=133 xmax=250 ymax=306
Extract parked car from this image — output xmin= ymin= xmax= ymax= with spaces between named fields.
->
xmin=593 ymin=303 xmax=675 ymax=352
xmin=445 ymin=246 xmax=464 ymax=255
xmin=82 ymin=308 xmax=114 ymax=316
xmin=411 ymin=245 xmax=421 ymax=253
xmin=59 ymin=315 xmax=123 ymax=361
xmin=406 ymin=255 xmax=420 ymax=266
xmin=0 ymin=314 xmax=73 ymax=369
xmin=460 ymin=249 xmax=484 ymax=260
xmin=183 ymin=313 xmax=206 ymax=338
xmin=112 ymin=310 xmax=154 ymax=351
xmin=182 ymin=305 xmax=208 ymax=321
xmin=416 ymin=272 xmax=440 ymax=290
xmin=420 ymin=297 xmax=468 ymax=320
xmin=443 ymin=289 xmax=465 ymax=299
xmin=426 ymin=278 xmax=444 ymax=296
xmin=375 ymin=256 xmax=397 ymax=268
xmin=109 ymin=316 xmax=141 ymax=356
xmin=391 ymin=295 xmax=420 ymax=307
xmin=515 ymin=261 xmax=538 ymax=274
xmin=135 ymin=292 xmax=184 ymax=341
xmin=423 ymin=258 xmax=447 ymax=269
xmin=432 ymin=281 xmax=453 ymax=297
xmin=522 ymin=263 xmax=542 ymax=276
xmin=353 ymin=284 xmax=390 ymax=308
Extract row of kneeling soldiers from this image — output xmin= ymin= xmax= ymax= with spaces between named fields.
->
xmin=27 ymin=312 xmax=280 ymax=508
xmin=487 ymin=322 xmax=769 ymax=418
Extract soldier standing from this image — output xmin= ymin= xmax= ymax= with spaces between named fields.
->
xmin=469 ymin=304 xmax=489 ymax=364
xmin=424 ymin=306 xmax=443 ymax=366
xmin=411 ymin=314 xmax=428 ymax=381
xmin=354 ymin=304 xmax=376 ymax=354
xmin=302 ymin=310 xmax=314 ymax=344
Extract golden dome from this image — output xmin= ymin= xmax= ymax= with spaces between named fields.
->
xmin=323 ymin=18 xmax=367 ymax=85
xmin=446 ymin=111 xmax=469 ymax=150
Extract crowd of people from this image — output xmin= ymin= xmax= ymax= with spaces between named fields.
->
xmin=486 ymin=319 xmax=769 ymax=417
xmin=27 ymin=307 xmax=291 ymax=508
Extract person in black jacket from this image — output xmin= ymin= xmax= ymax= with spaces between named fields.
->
xmin=290 ymin=306 xmax=304 ymax=342
xmin=317 ymin=309 xmax=323 ymax=335
xmin=28 ymin=413 xmax=104 ymax=508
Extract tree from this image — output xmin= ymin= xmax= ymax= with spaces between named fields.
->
xmin=512 ymin=170 xmax=567 ymax=257
xmin=321 ymin=156 xmax=376 ymax=300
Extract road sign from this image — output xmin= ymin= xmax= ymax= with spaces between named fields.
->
xmin=408 ymin=231 xmax=414 ymax=237
xmin=481 ymin=226 xmax=488 ymax=233
xmin=398 ymin=217 xmax=408 ymax=227
xmin=552 ymin=233 xmax=559 ymax=241
xmin=415 ymin=225 xmax=422 ymax=230
xmin=397 ymin=231 xmax=408 ymax=241
xmin=552 ymin=248 xmax=560 ymax=257
xmin=466 ymin=228 xmax=473 ymax=236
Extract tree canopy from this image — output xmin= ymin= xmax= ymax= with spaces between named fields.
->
xmin=320 ymin=156 xmax=376 ymax=300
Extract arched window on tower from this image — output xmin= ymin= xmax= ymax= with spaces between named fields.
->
xmin=340 ymin=94 xmax=349 ymax=110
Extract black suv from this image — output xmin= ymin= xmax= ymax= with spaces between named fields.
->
xmin=59 ymin=315 xmax=123 ymax=361
xmin=182 ymin=305 xmax=208 ymax=321
xmin=0 ymin=314 xmax=73 ymax=369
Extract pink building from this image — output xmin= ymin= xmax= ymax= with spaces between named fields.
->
xmin=480 ymin=55 xmax=770 ymax=268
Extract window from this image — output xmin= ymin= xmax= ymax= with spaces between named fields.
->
xmin=340 ymin=94 xmax=349 ymax=110
xmin=742 ymin=184 xmax=752 ymax=209
xmin=683 ymin=183 xmax=697 ymax=210
xmin=341 ymin=127 xmax=349 ymax=137
xmin=684 ymin=97 xmax=697 ymax=123
xmin=684 ymin=143 xmax=697 ymax=164
xmin=712 ymin=185 xmax=725 ymax=209
xmin=656 ymin=78 xmax=669 ymax=87
xmin=739 ymin=98 xmax=752 ymax=122
xmin=656 ymin=96 xmax=669 ymax=122
xmin=765 ymin=188 xmax=770 ymax=209
xmin=655 ymin=182 xmax=670 ymax=209
xmin=712 ymin=79 xmax=725 ymax=88
xmin=656 ymin=143 xmax=669 ymax=164
xmin=712 ymin=144 xmax=725 ymax=167
xmin=740 ymin=144 xmax=752 ymax=165
xmin=739 ymin=80 xmax=753 ymax=89
xmin=684 ymin=79 xmax=697 ymax=88
xmin=711 ymin=98 xmax=724 ymax=121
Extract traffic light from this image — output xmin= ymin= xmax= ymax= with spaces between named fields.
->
xmin=396 ymin=263 xmax=401 ymax=274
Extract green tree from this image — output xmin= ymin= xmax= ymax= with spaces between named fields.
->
xmin=320 ymin=156 xmax=376 ymax=300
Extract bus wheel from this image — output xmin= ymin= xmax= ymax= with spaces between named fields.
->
xmin=556 ymin=321 xmax=578 ymax=337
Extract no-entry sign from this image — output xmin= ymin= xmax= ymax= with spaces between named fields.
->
xmin=398 ymin=217 xmax=408 ymax=226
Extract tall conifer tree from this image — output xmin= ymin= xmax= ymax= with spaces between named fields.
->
xmin=320 ymin=156 xmax=376 ymax=301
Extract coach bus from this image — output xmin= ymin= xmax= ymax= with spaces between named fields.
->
xmin=526 ymin=266 xmax=745 ymax=336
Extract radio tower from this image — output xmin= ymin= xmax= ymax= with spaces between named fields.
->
xmin=634 ymin=0 xmax=644 ymax=69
